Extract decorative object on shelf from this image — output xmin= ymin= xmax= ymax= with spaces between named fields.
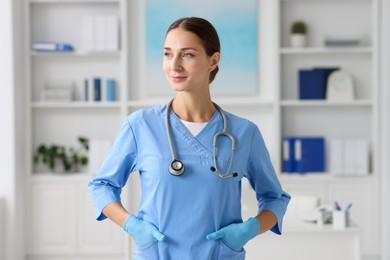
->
xmin=299 ymin=67 xmax=339 ymax=100
xmin=324 ymin=37 xmax=361 ymax=47
xmin=82 ymin=15 xmax=119 ymax=52
xmin=33 ymin=137 xmax=89 ymax=173
xmin=326 ymin=70 xmax=355 ymax=101
xmin=282 ymin=136 xmax=325 ymax=174
xmin=41 ymin=81 xmax=74 ymax=102
xmin=32 ymin=41 xmax=74 ymax=52
xmin=290 ymin=21 xmax=307 ymax=48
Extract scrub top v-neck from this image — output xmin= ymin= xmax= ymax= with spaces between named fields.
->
xmin=88 ymin=104 xmax=290 ymax=260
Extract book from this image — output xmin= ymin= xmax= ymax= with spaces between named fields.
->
xmin=32 ymin=42 xmax=74 ymax=52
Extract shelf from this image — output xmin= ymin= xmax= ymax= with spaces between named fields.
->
xmin=30 ymin=50 xmax=120 ymax=58
xmin=30 ymin=0 xmax=119 ymax=3
xmin=280 ymin=47 xmax=372 ymax=55
xmin=31 ymin=101 xmax=121 ymax=108
xmin=29 ymin=172 xmax=92 ymax=182
xmin=281 ymin=99 xmax=372 ymax=107
xmin=279 ymin=173 xmax=374 ymax=183
xmin=127 ymin=97 xmax=275 ymax=108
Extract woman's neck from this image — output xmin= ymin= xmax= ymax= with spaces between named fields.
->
xmin=172 ymin=92 xmax=216 ymax=123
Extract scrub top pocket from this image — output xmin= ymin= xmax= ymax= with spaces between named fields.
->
xmin=218 ymin=240 xmax=246 ymax=260
xmin=133 ymin=239 xmax=159 ymax=260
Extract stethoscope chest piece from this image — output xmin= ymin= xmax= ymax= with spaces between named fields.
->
xmin=169 ymin=159 xmax=184 ymax=176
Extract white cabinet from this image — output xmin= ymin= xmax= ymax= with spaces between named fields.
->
xmin=27 ymin=177 xmax=126 ymax=259
xmin=247 ymin=224 xmax=360 ymax=260
xmin=28 ymin=182 xmax=76 ymax=255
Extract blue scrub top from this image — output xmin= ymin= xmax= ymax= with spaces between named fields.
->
xmin=88 ymin=104 xmax=290 ymax=260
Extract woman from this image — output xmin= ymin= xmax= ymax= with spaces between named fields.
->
xmin=88 ymin=17 xmax=290 ymax=259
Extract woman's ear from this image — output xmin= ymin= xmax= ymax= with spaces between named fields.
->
xmin=209 ymin=52 xmax=220 ymax=71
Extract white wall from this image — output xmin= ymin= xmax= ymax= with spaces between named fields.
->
xmin=381 ymin=0 xmax=390 ymax=259
xmin=0 ymin=0 xmax=25 ymax=259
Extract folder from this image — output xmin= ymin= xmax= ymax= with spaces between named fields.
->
xmin=283 ymin=137 xmax=296 ymax=173
xmin=299 ymin=67 xmax=339 ymax=99
xmin=294 ymin=137 xmax=325 ymax=173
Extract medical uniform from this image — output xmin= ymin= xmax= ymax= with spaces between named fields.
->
xmin=88 ymin=104 xmax=290 ymax=260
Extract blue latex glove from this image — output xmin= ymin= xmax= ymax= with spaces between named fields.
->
xmin=123 ymin=214 xmax=166 ymax=244
xmin=206 ymin=217 xmax=260 ymax=251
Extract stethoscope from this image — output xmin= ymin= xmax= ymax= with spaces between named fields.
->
xmin=166 ymin=99 xmax=238 ymax=178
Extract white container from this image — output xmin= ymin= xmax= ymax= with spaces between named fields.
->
xmin=333 ymin=210 xmax=350 ymax=229
xmin=290 ymin=34 xmax=307 ymax=48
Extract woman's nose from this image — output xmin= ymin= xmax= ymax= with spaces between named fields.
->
xmin=172 ymin=57 xmax=183 ymax=71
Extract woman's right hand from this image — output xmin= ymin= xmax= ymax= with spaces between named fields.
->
xmin=123 ymin=214 xmax=166 ymax=244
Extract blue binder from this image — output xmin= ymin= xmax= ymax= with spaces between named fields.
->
xmin=93 ymin=78 xmax=101 ymax=101
xmin=294 ymin=137 xmax=325 ymax=173
xmin=283 ymin=137 xmax=296 ymax=173
xmin=299 ymin=67 xmax=339 ymax=99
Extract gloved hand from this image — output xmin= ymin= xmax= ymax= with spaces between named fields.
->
xmin=123 ymin=214 xmax=166 ymax=245
xmin=206 ymin=217 xmax=260 ymax=251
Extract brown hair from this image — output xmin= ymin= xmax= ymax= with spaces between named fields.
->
xmin=166 ymin=17 xmax=220 ymax=83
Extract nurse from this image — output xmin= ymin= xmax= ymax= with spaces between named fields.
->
xmin=88 ymin=17 xmax=290 ymax=259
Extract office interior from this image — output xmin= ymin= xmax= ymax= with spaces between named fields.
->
xmin=1 ymin=0 xmax=390 ymax=259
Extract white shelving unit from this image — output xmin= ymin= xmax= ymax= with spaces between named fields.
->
xmin=23 ymin=0 xmax=380 ymax=259
xmin=25 ymin=0 xmax=130 ymax=259
xmin=276 ymin=0 xmax=379 ymax=259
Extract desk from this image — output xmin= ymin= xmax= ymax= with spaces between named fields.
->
xmin=245 ymin=222 xmax=360 ymax=260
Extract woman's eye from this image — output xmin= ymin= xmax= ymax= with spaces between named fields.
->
xmin=182 ymin=53 xmax=194 ymax=57
xmin=164 ymin=52 xmax=172 ymax=58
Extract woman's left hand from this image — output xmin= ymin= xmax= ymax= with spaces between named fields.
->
xmin=206 ymin=218 xmax=260 ymax=251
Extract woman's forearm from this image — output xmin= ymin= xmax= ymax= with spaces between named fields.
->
xmin=255 ymin=210 xmax=277 ymax=235
xmin=102 ymin=202 xmax=130 ymax=228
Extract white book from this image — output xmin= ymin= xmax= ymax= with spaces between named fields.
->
xmin=328 ymin=139 xmax=343 ymax=175
xmin=82 ymin=15 xmax=95 ymax=52
xmin=344 ymin=140 xmax=356 ymax=174
xmin=355 ymin=139 xmax=369 ymax=175
xmin=101 ymin=78 xmax=107 ymax=102
xmin=95 ymin=15 xmax=106 ymax=51
xmin=106 ymin=15 xmax=119 ymax=51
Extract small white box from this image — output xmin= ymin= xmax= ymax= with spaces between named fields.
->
xmin=41 ymin=83 xmax=74 ymax=102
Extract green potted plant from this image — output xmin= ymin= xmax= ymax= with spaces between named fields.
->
xmin=33 ymin=137 xmax=89 ymax=173
xmin=290 ymin=21 xmax=307 ymax=48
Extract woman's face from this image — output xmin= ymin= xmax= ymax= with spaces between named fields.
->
xmin=163 ymin=28 xmax=220 ymax=93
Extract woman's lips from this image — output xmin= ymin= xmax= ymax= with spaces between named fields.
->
xmin=171 ymin=76 xmax=187 ymax=82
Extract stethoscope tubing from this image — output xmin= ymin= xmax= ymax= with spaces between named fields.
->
xmin=166 ymin=99 xmax=237 ymax=178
